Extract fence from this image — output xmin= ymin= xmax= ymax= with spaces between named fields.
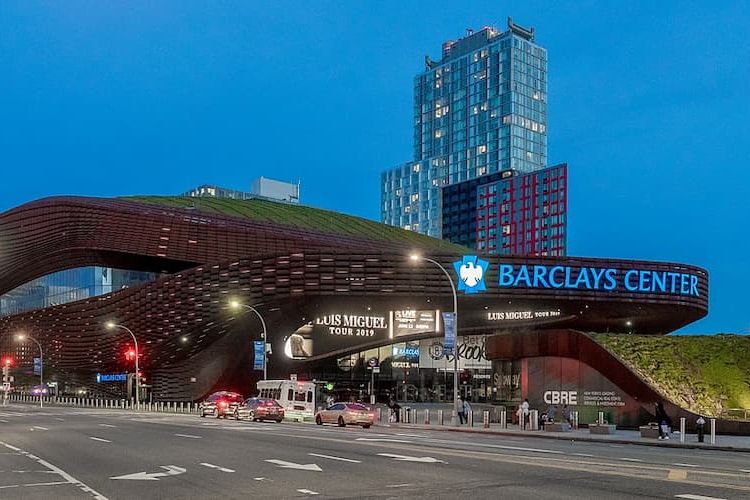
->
xmin=5 ymin=394 xmax=200 ymax=414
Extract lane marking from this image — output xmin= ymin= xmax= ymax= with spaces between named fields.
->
xmin=378 ymin=453 xmax=446 ymax=464
xmin=265 ymin=459 xmax=322 ymax=472
xmin=308 ymin=453 xmax=361 ymax=463
xmin=1 ymin=442 xmax=109 ymax=500
xmin=297 ymin=489 xmax=319 ymax=495
xmin=356 ymin=438 xmax=413 ymax=443
xmin=99 ymin=424 xmax=117 ymax=428
xmin=620 ymin=458 xmax=643 ymax=462
xmin=18 ymin=481 xmax=70 ymax=487
xmin=54 ymin=418 xmax=65 ymax=422
xmin=574 ymin=453 xmax=595 ymax=457
xmin=673 ymin=463 xmax=699 ymax=468
xmin=741 ymin=469 xmax=750 ymax=473
xmin=0 ymin=419 xmax=8 ymax=423
xmin=675 ymin=495 xmax=727 ymax=500
xmin=386 ymin=484 xmax=414 ymax=488
xmin=89 ymin=437 xmax=112 ymax=443
xmin=200 ymin=463 xmax=235 ymax=473
xmin=32 ymin=426 xmax=49 ymax=431
xmin=111 ymin=465 xmax=186 ymax=481
xmin=174 ymin=433 xmax=202 ymax=439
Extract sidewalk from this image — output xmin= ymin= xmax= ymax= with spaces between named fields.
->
xmin=386 ymin=420 xmax=750 ymax=453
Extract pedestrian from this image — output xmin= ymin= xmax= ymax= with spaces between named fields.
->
xmin=521 ymin=398 xmax=530 ymax=430
xmin=457 ymin=397 xmax=466 ymax=424
xmin=462 ymin=398 xmax=472 ymax=425
xmin=389 ymin=398 xmax=401 ymax=423
xmin=655 ymin=401 xmax=672 ymax=440
xmin=696 ymin=415 xmax=706 ymax=443
xmin=561 ymin=404 xmax=572 ymax=426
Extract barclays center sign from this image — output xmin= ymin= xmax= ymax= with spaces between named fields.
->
xmin=454 ymin=256 xmax=703 ymax=298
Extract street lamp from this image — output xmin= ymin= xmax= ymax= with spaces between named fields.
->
xmin=15 ymin=333 xmax=43 ymax=408
xmin=105 ymin=321 xmax=140 ymax=406
xmin=229 ymin=300 xmax=267 ymax=380
xmin=409 ymin=253 xmax=460 ymax=426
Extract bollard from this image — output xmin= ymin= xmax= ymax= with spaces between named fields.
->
xmin=598 ymin=411 xmax=605 ymax=425
xmin=529 ymin=410 xmax=539 ymax=430
xmin=710 ymin=418 xmax=716 ymax=444
xmin=483 ymin=410 xmax=490 ymax=429
xmin=375 ymin=407 xmax=382 ymax=422
xmin=500 ymin=409 xmax=507 ymax=429
xmin=468 ymin=410 xmax=474 ymax=427
xmin=572 ymin=411 xmax=579 ymax=430
xmin=438 ymin=409 xmax=444 ymax=425
xmin=680 ymin=417 xmax=686 ymax=443
xmin=424 ymin=409 xmax=430 ymax=425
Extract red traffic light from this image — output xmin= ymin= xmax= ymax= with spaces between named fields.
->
xmin=2 ymin=357 xmax=13 ymax=366
xmin=124 ymin=349 xmax=136 ymax=361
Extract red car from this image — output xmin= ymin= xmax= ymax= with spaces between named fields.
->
xmin=199 ymin=391 xmax=244 ymax=418
xmin=234 ymin=397 xmax=285 ymax=422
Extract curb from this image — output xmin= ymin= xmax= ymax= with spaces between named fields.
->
xmin=386 ymin=423 xmax=750 ymax=453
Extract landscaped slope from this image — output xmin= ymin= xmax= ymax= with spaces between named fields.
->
xmin=125 ymin=196 xmax=465 ymax=253
xmin=592 ymin=334 xmax=750 ymax=417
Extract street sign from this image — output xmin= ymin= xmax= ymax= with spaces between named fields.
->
xmin=253 ymin=341 xmax=264 ymax=371
xmin=2 ymin=382 xmax=10 ymax=392
xmin=372 ymin=367 xmax=380 ymax=374
xmin=290 ymin=374 xmax=297 ymax=381
xmin=442 ymin=312 xmax=456 ymax=354
xmin=33 ymin=357 xmax=41 ymax=376
xmin=366 ymin=357 xmax=379 ymax=369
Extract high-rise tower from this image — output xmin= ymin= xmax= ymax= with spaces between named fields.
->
xmin=381 ymin=18 xmax=551 ymax=242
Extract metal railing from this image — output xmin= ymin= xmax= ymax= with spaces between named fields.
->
xmin=5 ymin=394 xmax=200 ymax=414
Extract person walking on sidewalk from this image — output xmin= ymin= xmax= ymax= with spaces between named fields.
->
xmin=696 ymin=415 xmax=706 ymax=443
xmin=521 ymin=399 xmax=530 ymax=430
xmin=458 ymin=396 xmax=466 ymax=424
xmin=462 ymin=398 xmax=472 ymax=425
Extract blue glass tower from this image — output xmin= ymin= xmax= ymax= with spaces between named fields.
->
xmin=381 ymin=18 xmax=548 ymax=239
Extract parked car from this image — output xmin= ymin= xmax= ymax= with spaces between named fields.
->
xmin=199 ymin=391 xmax=244 ymax=418
xmin=233 ymin=397 xmax=284 ymax=422
xmin=315 ymin=402 xmax=375 ymax=428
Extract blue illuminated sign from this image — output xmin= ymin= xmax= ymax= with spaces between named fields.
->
xmin=253 ymin=341 xmax=264 ymax=371
xmin=95 ymin=373 xmax=127 ymax=383
xmin=498 ymin=264 xmax=700 ymax=297
xmin=453 ymin=255 xmax=489 ymax=294
xmin=392 ymin=345 xmax=420 ymax=359
xmin=442 ymin=312 xmax=456 ymax=354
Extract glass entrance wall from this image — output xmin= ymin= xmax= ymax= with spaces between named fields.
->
xmin=313 ymin=335 xmax=499 ymax=404
xmin=0 ymin=267 xmax=159 ymax=317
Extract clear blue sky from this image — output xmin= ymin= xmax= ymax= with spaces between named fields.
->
xmin=0 ymin=1 xmax=748 ymax=334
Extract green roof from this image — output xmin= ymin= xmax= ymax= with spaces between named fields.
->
xmin=125 ymin=196 xmax=466 ymax=252
xmin=592 ymin=333 xmax=750 ymax=418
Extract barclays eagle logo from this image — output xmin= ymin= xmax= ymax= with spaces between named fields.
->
xmin=453 ymin=255 xmax=489 ymax=294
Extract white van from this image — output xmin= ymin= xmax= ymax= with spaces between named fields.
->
xmin=256 ymin=380 xmax=320 ymax=422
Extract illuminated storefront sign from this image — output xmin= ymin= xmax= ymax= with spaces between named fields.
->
xmin=95 ymin=373 xmax=127 ymax=383
xmin=389 ymin=309 xmax=439 ymax=338
xmin=314 ymin=314 xmax=387 ymax=337
xmin=419 ymin=336 xmax=490 ymax=370
xmin=486 ymin=310 xmax=562 ymax=321
xmin=498 ymin=264 xmax=700 ymax=297
xmin=453 ymin=255 xmax=489 ymax=294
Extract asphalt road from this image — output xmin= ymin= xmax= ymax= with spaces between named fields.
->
xmin=1 ymin=403 xmax=749 ymax=499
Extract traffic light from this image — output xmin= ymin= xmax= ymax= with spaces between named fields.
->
xmin=2 ymin=357 xmax=13 ymax=367
xmin=124 ymin=349 xmax=136 ymax=362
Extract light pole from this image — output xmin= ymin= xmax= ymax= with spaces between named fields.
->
xmin=409 ymin=254 xmax=460 ymax=426
xmin=229 ymin=300 xmax=268 ymax=380
xmin=15 ymin=334 xmax=43 ymax=408
xmin=105 ymin=322 xmax=140 ymax=406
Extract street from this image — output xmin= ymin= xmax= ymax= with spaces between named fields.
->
xmin=0 ymin=404 xmax=748 ymax=499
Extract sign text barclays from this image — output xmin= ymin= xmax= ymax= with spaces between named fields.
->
xmin=498 ymin=264 xmax=700 ymax=297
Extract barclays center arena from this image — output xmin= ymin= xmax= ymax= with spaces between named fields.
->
xmin=0 ymin=196 xmax=710 ymax=428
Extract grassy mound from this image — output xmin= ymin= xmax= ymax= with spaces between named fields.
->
xmin=592 ymin=334 xmax=750 ymax=417
xmin=125 ymin=196 xmax=464 ymax=253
